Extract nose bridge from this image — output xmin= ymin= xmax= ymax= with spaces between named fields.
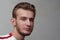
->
xmin=27 ymin=19 xmax=30 ymax=25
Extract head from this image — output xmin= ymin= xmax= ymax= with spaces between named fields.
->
xmin=11 ymin=2 xmax=36 ymax=36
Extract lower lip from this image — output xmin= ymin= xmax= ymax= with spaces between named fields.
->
xmin=25 ymin=28 xmax=30 ymax=31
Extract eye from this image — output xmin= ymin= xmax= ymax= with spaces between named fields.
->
xmin=29 ymin=18 xmax=34 ymax=22
xmin=20 ymin=17 xmax=26 ymax=21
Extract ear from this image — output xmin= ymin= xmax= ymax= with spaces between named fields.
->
xmin=10 ymin=18 xmax=16 ymax=26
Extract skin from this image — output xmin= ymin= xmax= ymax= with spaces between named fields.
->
xmin=11 ymin=8 xmax=35 ymax=40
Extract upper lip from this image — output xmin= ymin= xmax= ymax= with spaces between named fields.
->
xmin=25 ymin=27 xmax=31 ymax=31
xmin=25 ymin=26 xmax=31 ymax=30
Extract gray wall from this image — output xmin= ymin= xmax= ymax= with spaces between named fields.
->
xmin=0 ymin=0 xmax=60 ymax=40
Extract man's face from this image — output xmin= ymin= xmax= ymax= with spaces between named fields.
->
xmin=12 ymin=8 xmax=34 ymax=36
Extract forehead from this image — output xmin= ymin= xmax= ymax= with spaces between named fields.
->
xmin=16 ymin=8 xmax=34 ymax=18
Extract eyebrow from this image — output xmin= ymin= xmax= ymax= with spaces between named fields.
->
xmin=20 ymin=16 xmax=34 ymax=19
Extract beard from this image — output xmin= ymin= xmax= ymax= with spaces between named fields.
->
xmin=16 ymin=27 xmax=31 ymax=36
xmin=15 ymin=23 xmax=33 ymax=36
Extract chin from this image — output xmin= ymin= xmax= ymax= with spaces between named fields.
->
xmin=23 ymin=32 xmax=32 ymax=36
xmin=19 ymin=31 xmax=32 ymax=36
xmin=23 ymin=33 xmax=31 ymax=36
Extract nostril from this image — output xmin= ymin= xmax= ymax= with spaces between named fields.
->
xmin=26 ymin=25 xmax=31 ymax=27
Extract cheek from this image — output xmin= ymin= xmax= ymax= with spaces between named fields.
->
xmin=31 ymin=22 xmax=34 ymax=26
xmin=31 ymin=22 xmax=34 ymax=30
xmin=16 ymin=21 xmax=25 ymax=29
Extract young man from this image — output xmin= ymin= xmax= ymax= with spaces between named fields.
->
xmin=0 ymin=2 xmax=36 ymax=40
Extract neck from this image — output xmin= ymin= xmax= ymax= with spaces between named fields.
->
xmin=12 ymin=28 xmax=25 ymax=40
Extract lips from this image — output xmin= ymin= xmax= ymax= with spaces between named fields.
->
xmin=24 ymin=25 xmax=32 ymax=31
xmin=25 ymin=28 xmax=31 ymax=31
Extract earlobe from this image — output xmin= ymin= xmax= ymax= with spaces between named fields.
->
xmin=10 ymin=18 xmax=16 ymax=26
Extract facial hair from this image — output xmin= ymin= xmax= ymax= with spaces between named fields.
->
xmin=15 ymin=22 xmax=33 ymax=36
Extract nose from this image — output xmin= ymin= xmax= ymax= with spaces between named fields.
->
xmin=26 ymin=19 xmax=31 ymax=26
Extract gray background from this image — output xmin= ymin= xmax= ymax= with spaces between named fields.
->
xmin=0 ymin=0 xmax=60 ymax=40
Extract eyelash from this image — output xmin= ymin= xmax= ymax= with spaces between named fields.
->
xmin=20 ymin=18 xmax=34 ymax=22
xmin=30 ymin=19 xmax=34 ymax=22
xmin=21 ymin=18 xmax=26 ymax=21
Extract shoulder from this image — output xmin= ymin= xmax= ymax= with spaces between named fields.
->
xmin=0 ymin=33 xmax=12 ymax=40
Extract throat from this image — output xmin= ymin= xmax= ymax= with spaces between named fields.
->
xmin=12 ymin=28 xmax=25 ymax=40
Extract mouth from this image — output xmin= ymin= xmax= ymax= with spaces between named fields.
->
xmin=25 ymin=28 xmax=31 ymax=31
